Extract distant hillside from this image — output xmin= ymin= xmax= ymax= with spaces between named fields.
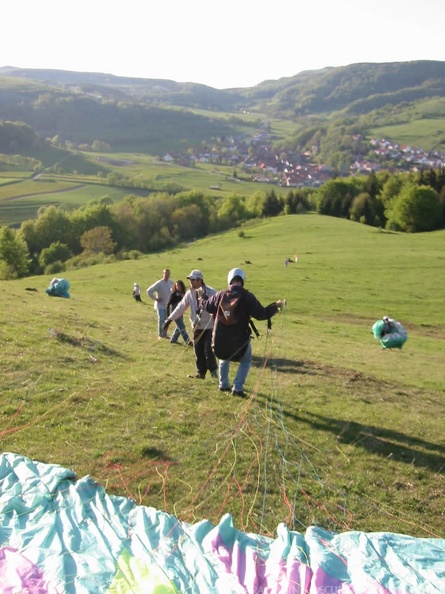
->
xmin=1 ymin=61 xmax=445 ymax=156
xmin=241 ymin=61 xmax=445 ymax=116
xmin=3 ymin=61 xmax=445 ymax=115
xmin=0 ymin=66 xmax=246 ymax=111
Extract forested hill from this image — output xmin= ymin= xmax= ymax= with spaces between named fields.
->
xmin=1 ymin=60 xmax=445 ymax=115
xmin=1 ymin=61 xmax=445 ymax=155
xmin=241 ymin=61 xmax=445 ymax=116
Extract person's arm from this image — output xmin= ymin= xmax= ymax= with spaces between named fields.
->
xmin=146 ymin=280 xmax=160 ymax=301
xmin=166 ymin=293 xmax=189 ymax=322
xmin=166 ymin=292 xmax=175 ymax=316
xmin=200 ymin=290 xmax=219 ymax=314
xmin=248 ymin=292 xmax=284 ymax=321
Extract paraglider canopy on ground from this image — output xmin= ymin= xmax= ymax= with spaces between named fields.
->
xmin=0 ymin=453 xmax=443 ymax=593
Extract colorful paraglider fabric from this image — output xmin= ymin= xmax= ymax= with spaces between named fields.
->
xmin=0 ymin=453 xmax=443 ymax=594
xmin=45 ymin=277 xmax=71 ymax=298
xmin=372 ymin=318 xmax=407 ymax=349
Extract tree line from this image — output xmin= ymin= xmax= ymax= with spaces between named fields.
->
xmin=1 ymin=166 xmax=444 ymax=280
xmin=314 ymin=167 xmax=445 ymax=232
xmin=0 ymin=188 xmax=312 ymax=279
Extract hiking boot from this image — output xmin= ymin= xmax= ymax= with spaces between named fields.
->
xmin=219 ymin=387 xmax=231 ymax=392
xmin=232 ymin=389 xmax=247 ymax=398
xmin=188 ymin=373 xmax=205 ymax=379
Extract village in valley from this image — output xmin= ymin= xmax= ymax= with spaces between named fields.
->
xmin=163 ymin=130 xmax=445 ymax=189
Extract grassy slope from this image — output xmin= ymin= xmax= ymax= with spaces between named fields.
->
xmin=1 ymin=214 xmax=444 ymax=538
xmin=0 ymin=159 xmax=290 ymax=227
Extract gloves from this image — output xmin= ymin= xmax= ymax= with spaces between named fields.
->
xmin=163 ymin=320 xmax=171 ymax=332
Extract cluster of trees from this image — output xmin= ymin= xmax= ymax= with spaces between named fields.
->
xmin=314 ymin=168 xmax=445 ymax=232
xmin=0 ymin=121 xmax=45 ymax=154
xmin=0 ymin=188 xmax=312 ymax=279
xmin=1 ymin=165 xmax=444 ymax=280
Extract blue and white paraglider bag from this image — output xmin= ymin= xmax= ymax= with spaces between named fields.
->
xmin=372 ymin=318 xmax=407 ymax=349
xmin=45 ymin=277 xmax=71 ymax=298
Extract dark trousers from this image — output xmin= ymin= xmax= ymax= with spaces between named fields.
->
xmin=193 ymin=328 xmax=217 ymax=376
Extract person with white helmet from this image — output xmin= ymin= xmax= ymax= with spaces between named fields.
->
xmin=201 ymin=267 xmax=285 ymax=398
xmin=381 ymin=315 xmax=395 ymax=336
xmin=133 ymin=282 xmax=142 ymax=302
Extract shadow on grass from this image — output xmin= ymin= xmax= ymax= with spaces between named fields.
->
xmin=301 ymin=411 xmax=445 ymax=473
xmin=252 ymin=355 xmax=307 ymax=374
xmin=49 ymin=329 xmax=129 ymax=359
xmin=251 ymin=358 xmax=445 ymax=474
xmin=259 ymin=396 xmax=445 ymax=473
xmin=252 ymin=356 xmax=352 ymax=378
xmin=141 ymin=446 xmax=173 ymax=462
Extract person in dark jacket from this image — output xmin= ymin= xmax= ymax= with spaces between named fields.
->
xmin=201 ymin=267 xmax=285 ymax=398
xmin=166 ymin=280 xmax=191 ymax=345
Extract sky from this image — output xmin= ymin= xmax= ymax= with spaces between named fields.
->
xmin=2 ymin=0 xmax=445 ymax=89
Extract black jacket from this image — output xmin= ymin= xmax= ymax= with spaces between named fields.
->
xmin=202 ymin=285 xmax=278 ymax=330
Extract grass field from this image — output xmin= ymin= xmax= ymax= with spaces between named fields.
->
xmin=0 ymin=178 xmax=144 ymax=226
xmin=0 ymin=158 xmax=290 ymax=226
xmin=1 ymin=214 xmax=444 ymax=539
xmin=369 ymin=116 xmax=445 ymax=151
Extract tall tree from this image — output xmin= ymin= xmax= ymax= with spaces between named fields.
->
xmin=80 ymin=226 xmax=116 ymax=255
xmin=0 ymin=227 xmax=31 ymax=279
xmin=387 ymin=184 xmax=442 ymax=232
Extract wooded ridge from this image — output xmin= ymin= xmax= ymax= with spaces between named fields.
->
xmin=1 ymin=61 xmax=445 ymax=156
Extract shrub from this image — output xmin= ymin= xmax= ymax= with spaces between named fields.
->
xmin=44 ymin=260 xmax=65 ymax=275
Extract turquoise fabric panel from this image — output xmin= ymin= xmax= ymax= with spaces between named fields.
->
xmin=0 ymin=453 xmax=443 ymax=593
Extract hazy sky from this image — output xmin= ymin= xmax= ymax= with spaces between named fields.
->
xmin=2 ymin=0 xmax=444 ymax=89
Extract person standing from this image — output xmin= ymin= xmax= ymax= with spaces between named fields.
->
xmin=133 ymin=282 xmax=143 ymax=302
xmin=146 ymin=268 xmax=173 ymax=339
xmin=201 ymin=267 xmax=285 ymax=397
xmin=166 ymin=280 xmax=191 ymax=345
xmin=163 ymin=269 xmax=218 ymax=379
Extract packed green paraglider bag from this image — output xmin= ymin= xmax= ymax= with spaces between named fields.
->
xmin=45 ymin=277 xmax=71 ymax=298
xmin=372 ymin=318 xmax=407 ymax=349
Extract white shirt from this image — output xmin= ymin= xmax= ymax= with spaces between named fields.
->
xmin=146 ymin=278 xmax=173 ymax=310
xmin=168 ymin=285 xmax=216 ymax=330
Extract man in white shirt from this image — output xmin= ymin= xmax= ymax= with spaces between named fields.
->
xmin=163 ymin=269 xmax=218 ymax=379
xmin=146 ymin=268 xmax=173 ymax=339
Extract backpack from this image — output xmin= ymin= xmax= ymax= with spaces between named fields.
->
xmin=211 ymin=288 xmax=251 ymax=362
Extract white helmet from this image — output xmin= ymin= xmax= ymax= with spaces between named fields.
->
xmin=228 ymin=268 xmax=245 ymax=285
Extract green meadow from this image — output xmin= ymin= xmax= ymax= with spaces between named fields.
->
xmin=0 ymin=157 xmax=290 ymax=226
xmin=1 ymin=214 xmax=444 ymax=538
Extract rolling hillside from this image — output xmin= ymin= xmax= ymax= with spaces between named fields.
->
xmin=1 ymin=61 xmax=445 ymax=156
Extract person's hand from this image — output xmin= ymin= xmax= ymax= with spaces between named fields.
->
xmin=163 ymin=320 xmax=171 ymax=332
xmin=276 ymin=299 xmax=286 ymax=309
